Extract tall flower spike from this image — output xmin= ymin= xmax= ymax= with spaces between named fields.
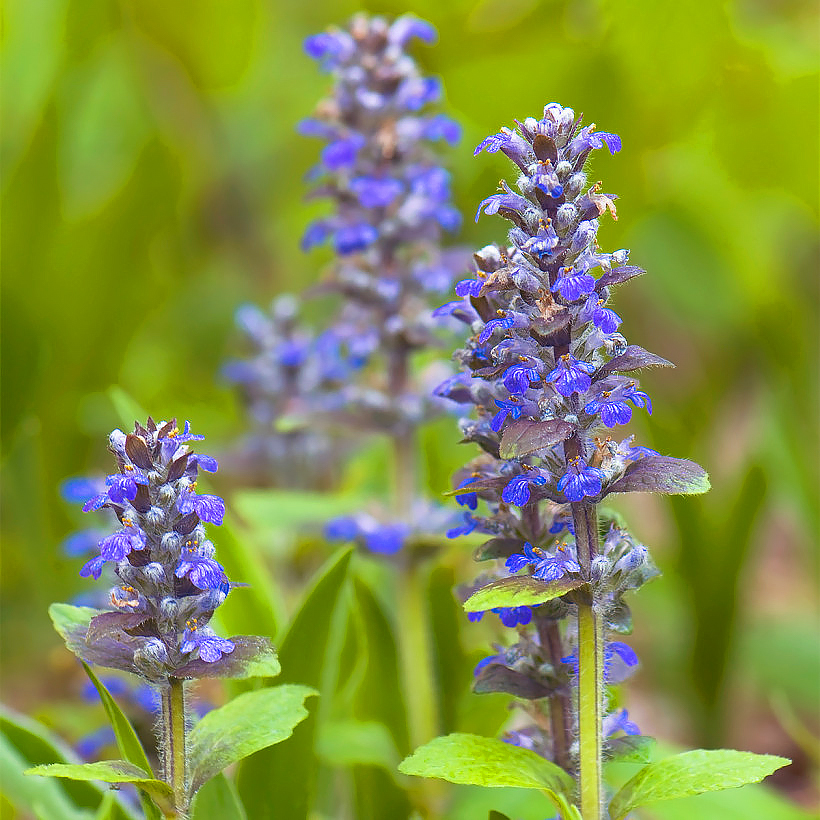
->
xmin=64 ymin=418 xmax=274 ymax=682
xmin=429 ymin=102 xmax=708 ymax=790
xmin=299 ymin=13 xmax=470 ymax=552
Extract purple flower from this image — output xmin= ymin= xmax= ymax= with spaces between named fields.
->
xmin=105 ymin=468 xmax=149 ymax=504
xmin=389 ymin=14 xmax=437 ymax=46
xmin=490 ymin=398 xmax=524 ymax=431
xmin=447 ymin=512 xmax=479 ymax=539
xmin=505 ymin=541 xmax=580 ymax=581
xmin=423 ymin=114 xmax=460 ymax=145
xmin=455 ymin=477 xmax=479 ymax=510
xmin=478 ymin=314 xmax=515 ymax=344
xmin=177 ymin=487 xmax=226 ymax=526
xmin=502 ymin=472 xmax=547 ymax=507
xmin=502 ymin=364 xmax=540 ymax=394
xmin=175 ymin=551 xmax=226 ymax=590
xmin=350 ymin=176 xmax=404 ymax=208
xmin=475 ymin=191 xmax=532 ymax=222
xmin=494 ymin=606 xmax=534 ymax=627
xmin=568 ymin=126 xmax=622 ymax=157
xmin=455 ymin=276 xmax=485 ymax=297
xmin=334 ymin=223 xmax=378 ymax=255
xmin=321 ymin=134 xmax=365 ymax=170
xmin=546 ymin=354 xmax=595 ymax=397
xmin=521 ymin=219 xmax=558 ymax=257
xmin=364 ymin=523 xmax=408 ymax=555
xmin=180 ymin=620 xmax=235 ymax=663
xmin=325 ymin=516 xmax=360 ymax=542
xmin=585 ymin=382 xmax=652 ymax=428
xmin=99 ymin=525 xmax=147 ymax=562
xmin=552 ymin=267 xmax=596 ymax=302
xmin=604 ymin=709 xmax=641 ymax=737
xmin=581 ymin=295 xmax=622 ymax=334
xmin=557 ymin=457 xmax=603 ymax=502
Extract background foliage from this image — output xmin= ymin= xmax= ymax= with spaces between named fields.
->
xmin=2 ymin=0 xmax=818 ymax=817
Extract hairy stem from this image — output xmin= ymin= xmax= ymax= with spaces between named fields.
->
xmin=162 ymin=677 xmax=188 ymax=818
xmin=572 ymin=500 xmax=603 ymax=820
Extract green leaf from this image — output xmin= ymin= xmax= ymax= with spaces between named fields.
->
xmin=80 ymin=664 xmax=162 ymax=820
xmin=608 ymin=748 xmax=791 ymax=819
xmin=236 ymin=547 xmax=352 ymax=820
xmin=26 ymin=761 xmax=173 ymax=810
xmin=317 ymin=720 xmax=398 ymax=770
xmin=107 ymin=386 xmax=148 ymax=430
xmin=49 ymin=602 xmax=96 ymax=643
xmin=463 ymin=576 xmax=586 ymax=612
xmin=0 ymin=703 xmax=121 ymax=814
xmin=191 ymin=773 xmax=247 ymax=820
xmin=0 ymin=730 xmax=95 ymax=820
xmin=189 ymin=684 xmax=316 ymax=792
xmin=399 ymin=733 xmax=575 ymax=796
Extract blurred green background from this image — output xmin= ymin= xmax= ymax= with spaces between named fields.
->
xmin=2 ymin=0 xmax=818 ymax=815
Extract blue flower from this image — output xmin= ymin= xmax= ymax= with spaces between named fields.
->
xmin=350 ymin=176 xmax=404 ymax=208
xmin=502 ymin=364 xmax=540 ymax=394
xmin=494 ymin=606 xmax=534 ymax=627
xmin=584 ymin=382 xmax=652 ymax=428
xmin=61 ymin=477 xmax=105 ymax=504
xmin=447 ymin=511 xmax=480 ymax=539
xmin=557 ymin=457 xmax=603 ymax=502
xmin=490 ymin=398 xmax=524 ymax=431
xmin=502 ymin=473 xmax=547 ymax=507
xmin=479 ymin=314 xmax=514 ymax=344
xmin=475 ymin=191 xmax=532 ymax=222
xmin=568 ymin=126 xmax=622 ymax=156
xmin=505 ymin=542 xmax=580 ymax=581
xmin=180 ymin=619 xmax=235 ymax=663
xmin=105 ymin=468 xmax=149 ymax=504
xmin=423 ymin=114 xmax=461 ymax=145
xmin=177 ymin=487 xmax=225 ymax=526
xmin=604 ymin=709 xmax=641 ymax=737
xmin=454 ymin=477 xmax=479 ymax=510
xmin=176 ymin=550 xmax=226 ymax=590
xmin=581 ymin=295 xmax=622 ymax=334
xmin=364 ymin=523 xmax=408 ymax=555
xmin=98 ymin=525 xmax=147 ymax=562
xmin=552 ymin=267 xmax=596 ymax=302
xmin=562 ymin=641 xmax=637 ymax=683
xmin=334 ymin=222 xmax=378 ymax=255
xmin=325 ymin=516 xmax=360 ymax=541
xmin=321 ymin=134 xmax=365 ymax=170
xmin=522 ymin=219 xmax=558 ymax=257
xmin=454 ymin=276 xmax=485 ymax=297
xmin=546 ymin=354 xmax=595 ymax=397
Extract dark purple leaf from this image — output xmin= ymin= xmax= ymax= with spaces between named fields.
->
xmin=605 ymin=456 xmax=710 ymax=496
xmin=87 ymin=611 xmax=150 ymax=643
xmin=532 ymin=134 xmax=558 ymax=163
xmin=131 ymin=484 xmax=151 ymax=513
xmin=499 ymin=418 xmax=574 ymax=459
xmin=596 ymin=266 xmax=646 ymax=290
xmin=125 ymin=435 xmax=153 ymax=470
xmin=167 ymin=453 xmax=190 ymax=482
xmin=175 ymin=513 xmax=199 ymax=535
xmin=595 ymin=346 xmax=674 ymax=379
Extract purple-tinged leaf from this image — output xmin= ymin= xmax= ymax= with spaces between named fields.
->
xmin=596 ymin=346 xmax=674 ymax=379
xmin=131 ymin=483 xmax=151 ymax=513
xmin=167 ymin=453 xmax=189 ymax=481
xmin=87 ymin=611 xmax=150 ymax=643
xmin=596 ymin=266 xmax=645 ymax=290
xmin=474 ymin=664 xmax=553 ymax=699
xmin=464 ymin=576 xmax=586 ymax=612
xmin=606 ymin=456 xmax=710 ymax=496
xmin=175 ymin=512 xmax=199 ymax=535
xmin=499 ymin=418 xmax=575 ymax=460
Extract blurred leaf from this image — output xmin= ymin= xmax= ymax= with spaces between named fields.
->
xmin=26 ymin=760 xmax=173 ymax=812
xmin=191 ymin=774 xmax=247 ymax=820
xmin=57 ymin=39 xmax=149 ymax=218
xmin=399 ymin=733 xmax=575 ymax=796
xmin=498 ymin=419 xmax=573 ymax=460
xmin=236 ymin=547 xmax=353 ymax=820
xmin=107 ymin=386 xmax=148 ymax=430
xmin=81 ymin=663 xmax=161 ymax=820
xmin=608 ymin=749 xmax=790 ymax=820
xmin=231 ymin=489 xmax=368 ymax=536
xmin=352 ymin=577 xmax=410 ymax=756
xmin=606 ymin=735 xmax=656 ymax=765
xmin=317 ymin=719 xmax=398 ymax=770
xmin=464 ymin=576 xmax=586 ymax=612
xmin=189 ymin=684 xmax=316 ymax=792
xmin=0 ymin=731 xmax=94 ymax=820
xmin=0 ymin=704 xmax=116 ymax=813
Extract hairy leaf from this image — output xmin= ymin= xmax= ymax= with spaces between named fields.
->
xmin=473 ymin=537 xmax=527 ymax=561
xmin=399 ymin=733 xmax=574 ymax=796
xmin=189 ymin=684 xmax=316 ymax=792
xmin=26 ymin=761 xmax=173 ymax=811
xmin=499 ymin=418 xmax=574 ymax=459
xmin=596 ymin=265 xmax=645 ymax=289
xmin=595 ymin=345 xmax=674 ymax=378
xmin=464 ymin=576 xmax=586 ymax=612
xmin=605 ymin=735 xmax=656 ymax=764
xmin=606 ymin=456 xmax=710 ymax=496
xmin=608 ymin=749 xmax=790 ymax=820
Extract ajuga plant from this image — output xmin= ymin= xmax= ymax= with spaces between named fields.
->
xmin=27 ymin=418 xmax=315 ymax=819
xmin=399 ymin=105 xmax=790 ymax=819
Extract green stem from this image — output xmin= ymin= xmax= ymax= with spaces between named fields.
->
xmin=570 ymin=498 xmax=602 ymax=820
xmin=162 ymin=677 xmax=188 ymax=818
